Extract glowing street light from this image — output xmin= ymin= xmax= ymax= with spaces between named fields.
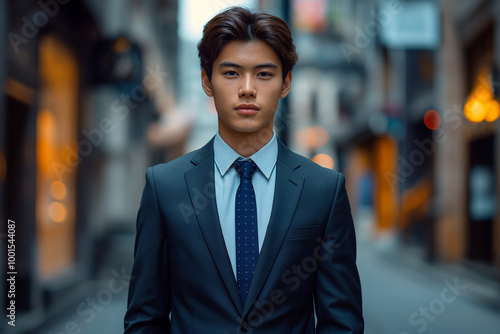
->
xmin=464 ymin=67 xmax=499 ymax=123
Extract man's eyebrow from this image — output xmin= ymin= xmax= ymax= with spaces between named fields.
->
xmin=218 ymin=61 xmax=278 ymax=69
xmin=255 ymin=63 xmax=279 ymax=69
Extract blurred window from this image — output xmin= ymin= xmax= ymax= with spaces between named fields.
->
xmin=36 ymin=34 xmax=79 ymax=278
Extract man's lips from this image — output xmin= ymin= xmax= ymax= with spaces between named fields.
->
xmin=235 ymin=104 xmax=260 ymax=114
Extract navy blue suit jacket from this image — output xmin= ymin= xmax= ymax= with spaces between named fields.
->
xmin=124 ymin=137 xmax=364 ymax=333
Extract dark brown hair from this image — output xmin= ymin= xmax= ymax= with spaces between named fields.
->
xmin=198 ymin=6 xmax=298 ymax=81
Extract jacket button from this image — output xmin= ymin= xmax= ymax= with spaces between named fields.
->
xmin=240 ymin=322 xmax=250 ymax=332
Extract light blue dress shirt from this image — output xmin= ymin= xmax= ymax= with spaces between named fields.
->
xmin=214 ymin=131 xmax=277 ymax=277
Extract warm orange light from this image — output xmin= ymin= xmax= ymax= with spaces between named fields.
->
xmin=48 ymin=202 xmax=67 ymax=223
xmin=464 ymin=99 xmax=486 ymax=123
xmin=312 ymin=153 xmax=334 ymax=169
xmin=37 ymin=34 xmax=78 ymax=278
xmin=464 ymin=67 xmax=499 ymax=123
xmin=50 ymin=180 xmax=67 ymax=200
xmin=307 ymin=126 xmax=329 ymax=149
xmin=37 ymin=109 xmax=57 ymax=174
xmin=113 ymin=37 xmax=131 ymax=53
xmin=485 ymin=100 xmax=500 ymax=122
xmin=295 ymin=126 xmax=329 ymax=149
xmin=295 ymin=128 xmax=308 ymax=149
xmin=424 ymin=109 xmax=441 ymax=130
xmin=474 ymin=82 xmax=492 ymax=101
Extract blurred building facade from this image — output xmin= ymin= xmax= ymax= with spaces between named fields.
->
xmin=0 ymin=0 xmax=179 ymax=332
xmin=284 ymin=0 xmax=500 ymax=281
xmin=435 ymin=0 xmax=499 ymax=272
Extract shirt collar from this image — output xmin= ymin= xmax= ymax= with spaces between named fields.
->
xmin=214 ymin=131 xmax=278 ymax=179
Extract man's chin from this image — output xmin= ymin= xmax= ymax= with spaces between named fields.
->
xmin=232 ymin=126 xmax=270 ymax=135
xmin=219 ymin=119 xmax=273 ymax=137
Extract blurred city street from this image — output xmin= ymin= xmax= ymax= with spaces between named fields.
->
xmin=357 ymin=229 xmax=500 ymax=334
xmin=32 ymin=292 xmax=128 ymax=334
xmin=26 ymin=223 xmax=500 ymax=334
xmin=2 ymin=0 xmax=500 ymax=333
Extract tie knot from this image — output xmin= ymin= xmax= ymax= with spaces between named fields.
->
xmin=234 ymin=160 xmax=257 ymax=180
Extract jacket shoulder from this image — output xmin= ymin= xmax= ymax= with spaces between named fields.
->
xmin=150 ymin=149 xmax=197 ymax=173
xmin=146 ymin=142 xmax=211 ymax=185
xmin=149 ymin=136 xmax=214 ymax=174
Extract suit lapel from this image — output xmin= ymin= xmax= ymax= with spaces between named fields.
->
xmin=184 ymin=138 xmax=244 ymax=314
xmin=243 ymin=140 xmax=304 ymax=316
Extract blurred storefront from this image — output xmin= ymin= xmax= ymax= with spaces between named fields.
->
xmin=1 ymin=2 xmax=101 ymax=332
xmin=1 ymin=0 xmax=180 ymax=332
xmin=436 ymin=0 xmax=500 ymax=272
xmin=296 ymin=0 xmax=500 ymax=280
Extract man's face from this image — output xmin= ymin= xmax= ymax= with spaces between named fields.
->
xmin=202 ymin=39 xmax=292 ymax=137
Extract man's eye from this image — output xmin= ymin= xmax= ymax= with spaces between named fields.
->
xmin=224 ymin=71 xmax=238 ymax=76
xmin=258 ymin=72 xmax=272 ymax=78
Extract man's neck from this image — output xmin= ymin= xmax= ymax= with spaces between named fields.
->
xmin=218 ymin=126 xmax=274 ymax=158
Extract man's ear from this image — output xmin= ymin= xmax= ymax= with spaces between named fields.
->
xmin=280 ymin=71 xmax=292 ymax=98
xmin=201 ymin=69 xmax=213 ymax=97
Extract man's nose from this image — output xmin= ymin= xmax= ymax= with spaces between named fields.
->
xmin=239 ymin=74 xmax=256 ymax=97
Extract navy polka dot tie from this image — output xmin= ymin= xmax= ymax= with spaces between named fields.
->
xmin=234 ymin=160 xmax=259 ymax=305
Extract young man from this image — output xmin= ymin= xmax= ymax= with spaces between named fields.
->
xmin=124 ymin=6 xmax=363 ymax=334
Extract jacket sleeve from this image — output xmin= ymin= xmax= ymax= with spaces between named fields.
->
xmin=124 ymin=167 xmax=171 ymax=333
xmin=314 ymin=173 xmax=364 ymax=333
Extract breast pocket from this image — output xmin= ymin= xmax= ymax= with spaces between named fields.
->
xmin=285 ymin=225 xmax=322 ymax=240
